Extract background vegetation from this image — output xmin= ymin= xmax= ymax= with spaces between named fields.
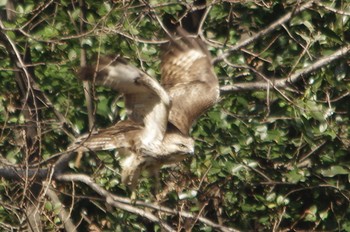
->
xmin=0 ymin=0 xmax=349 ymax=231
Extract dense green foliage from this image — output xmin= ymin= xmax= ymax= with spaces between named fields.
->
xmin=0 ymin=0 xmax=349 ymax=231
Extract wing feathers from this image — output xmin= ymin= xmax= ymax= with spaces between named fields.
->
xmin=69 ymin=120 xmax=142 ymax=152
xmin=78 ymin=56 xmax=170 ymax=143
xmin=72 ymin=27 xmax=216 ymax=191
xmin=161 ymin=29 xmax=219 ymax=135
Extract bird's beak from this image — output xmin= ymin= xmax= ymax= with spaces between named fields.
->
xmin=188 ymin=147 xmax=195 ymax=156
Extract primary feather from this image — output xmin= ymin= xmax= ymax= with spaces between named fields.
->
xmin=161 ymin=28 xmax=220 ymax=135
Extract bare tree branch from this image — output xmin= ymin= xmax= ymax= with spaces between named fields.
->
xmin=45 ymin=186 xmax=77 ymax=232
xmin=55 ymin=173 xmax=176 ymax=232
xmin=78 ymin=0 xmax=95 ymax=131
xmin=315 ymin=1 xmax=350 ymax=16
xmin=55 ymin=173 xmax=240 ymax=232
xmin=220 ymin=44 xmax=350 ymax=93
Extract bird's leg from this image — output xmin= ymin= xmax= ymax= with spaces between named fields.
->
xmin=123 ymin=168 xmax=141 ymax=202
xmin=120 ymin=154 xmax=143 ymax=200
xmin=130 ymin=191 xmax=137 ymax=203
xmin=153 ymin=172 xmax=160 ymax=196
xmin=148 ymin=165 xmax=161 ymax=197
xmin=74 ymin=150 xmax=83 ymax=168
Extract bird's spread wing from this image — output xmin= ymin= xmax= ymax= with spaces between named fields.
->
xmin=69 ymin=120 xmax=142 ymax=152
xmin=78 ymin=56 xmax=170 ymax=145
xmin=161 ymin=28 xmax=220 ymax=135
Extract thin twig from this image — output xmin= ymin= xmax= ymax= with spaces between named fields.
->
xmin=213 ymin=1 xmax=315 ymax=64
xmin=315 ymin=1 xmax=350 ymax=16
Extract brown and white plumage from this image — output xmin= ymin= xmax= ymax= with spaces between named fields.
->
xmin=118 ymin=125 xmax=194 ymax=190
xmin=73 ymin=55 xmax=194 ymax=191
xmin=79 ymin=56 xmax=170 ymax=146
xmin=71 ymin=28 xmax=218 ymax=192
xmin=161 ymin=28 xmax=220 ymax=135
xmin=70 ymin=121 xmax=194 ymax=190
xmin=69 ymin=120 xmax=142 ymax=152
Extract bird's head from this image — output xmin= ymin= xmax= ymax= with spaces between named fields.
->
xmin=160 ymin=131 xmax=195 ymax=163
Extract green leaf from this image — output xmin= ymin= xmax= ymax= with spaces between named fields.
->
xmin=319 ymin=165 xmax=349 ymax=177
xmin=304 ymin=100 xmax=325 ymax=122
xmin=45 ymin=202 xmax=53 ymax=211
xmin=96 ymin=97 xmax=110 ymax=118
xmin=319 ymin=209 xmax=329 ymax=221
xmin=319 ymin=27 xmax=343 ymax=44
xmin=286 ymin=169 xmax=306 ymax=183
xmin=5 ymin=148 xmax=20 ymax=164
xmin=70 ymin=8 xmax=81 ymax=20
xmin=304 ymin=205 xmax=318 ymax=222
xmin=0 ymin=0 xmax=7 ymax=7
xmin=81 ymin=38 xmax=93 ymax=47
xmin=68 ymin=49 xmax=77 ymax=61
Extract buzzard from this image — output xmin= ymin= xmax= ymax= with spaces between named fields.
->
xmin=71 ymin=28 xmax=219 ymax=192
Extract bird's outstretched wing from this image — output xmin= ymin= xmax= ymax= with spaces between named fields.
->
xmin=161 ymin=28 xmax=219 ymax=135
xmin=68 ymin=120 xmax=142 ymax=152
xmin=78 ymin=56 xmax=170 ymax=145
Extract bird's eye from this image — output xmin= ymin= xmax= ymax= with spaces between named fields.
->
xmin=179 ymin=144 xmax=186 ymax=148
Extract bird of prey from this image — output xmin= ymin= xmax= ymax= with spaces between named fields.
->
xmin=70 ymin=28 xmax=219 ymax=193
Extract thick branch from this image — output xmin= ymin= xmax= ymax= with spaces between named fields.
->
xmin=55 ymin=173 xmax=240 ymax=232
xmin=56 ymin=173 xmax=176 ymax=232
xmin=220 ymin=44 xmax=350 ymax=93
xmin=45 ymin=187 xmax=77 ymax=232
xmin=0 ymin=149 xmax=76 ymax=181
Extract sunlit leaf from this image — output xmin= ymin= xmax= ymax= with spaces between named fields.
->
xmin=319 ymin=165 xmax=349 ymax=177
